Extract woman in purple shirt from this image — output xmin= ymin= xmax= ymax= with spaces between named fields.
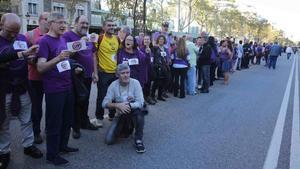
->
xmin=139 ymin=35 xmax=156 ymax=105
xmin=117 ymin=35 xmax=148 ymax=88
xmin=219 ymin=40 xmax=233 ymax=85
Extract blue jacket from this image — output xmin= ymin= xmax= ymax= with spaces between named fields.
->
xmin=269 ymin=44 xmax=281 ymax=56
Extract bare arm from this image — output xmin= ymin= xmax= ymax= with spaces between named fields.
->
xmin=92 ymin=52 xmax=99 ymax=83
xmin=37 ymin=51 xmax=71 ymax=74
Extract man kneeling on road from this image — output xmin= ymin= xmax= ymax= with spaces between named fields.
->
xmin=102 ymin=64 xmax=146 ymax=153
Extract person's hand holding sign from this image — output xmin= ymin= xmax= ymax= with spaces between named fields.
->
xmin=18 ymin=45 xmax=39 ymax=59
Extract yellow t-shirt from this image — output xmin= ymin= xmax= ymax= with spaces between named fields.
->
xmin=97 ymin=34 xmax=119 ymax=73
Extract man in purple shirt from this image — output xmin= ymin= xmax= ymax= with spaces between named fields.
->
xmin=37 ymin=12 xmax=78 ymax=166
xmin=0 ymin=13 xmax=43 ymax=169
xmin=62 ymin=15 xmax=98 ymax=139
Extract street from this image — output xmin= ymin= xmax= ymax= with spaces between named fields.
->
xmin=7 ymin=54 xmax=299 ymax=169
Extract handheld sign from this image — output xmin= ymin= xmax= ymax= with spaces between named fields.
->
xmin=13 ymin=41 xmax=28 ymax=50
xmin=67 ymin=40 xmax=87 ymax=52
xmin=87 ymin=33 xmax=99 ymax=43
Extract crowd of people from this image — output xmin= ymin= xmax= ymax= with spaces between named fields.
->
xmin=0 ymin=11 xmax=289 ymax=168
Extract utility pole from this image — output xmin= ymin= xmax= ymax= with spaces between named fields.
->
xmin=178 ymin=0 xmax=181 ymax=32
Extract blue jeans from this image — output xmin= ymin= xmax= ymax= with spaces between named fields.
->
xmin=268 ymin=55 xmax=278 ymax=69
xmin=186 ymin=66 xmax=196 ymax=95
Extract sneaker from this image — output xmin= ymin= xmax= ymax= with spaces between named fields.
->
xmin=34 ymin=134 xmax=43 ymax=144
xmin=24 ymin=145 xmax=43 ymax=159
xmin=47 ymin=155 xmax=68 ymax=166
xmin=135 ymin=140 xmax=146 ymax=153
xmin=197 ymin=85 xmax=202 ymax=90
xmin=90 ymin=118 xmax=103 ymax=128
xmin=0 ymin=153 xmax=10 ymax=169
xmin=72 ymin=130 xmax=81 ymax=139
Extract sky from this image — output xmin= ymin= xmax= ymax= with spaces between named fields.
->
xmin=236 ymin=0 xmax=300 ymax=42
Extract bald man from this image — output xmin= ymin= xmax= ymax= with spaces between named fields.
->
xmin=25 ymin=12 xmax=49 ymax=144
xmin=0 ymin=13 xmax=43 ymax=169
xmin=62 ymin=15 xmax=98 ymax=139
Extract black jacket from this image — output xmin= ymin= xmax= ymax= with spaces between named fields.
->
xmin=197 ymin=43 xmax=212 ymax=66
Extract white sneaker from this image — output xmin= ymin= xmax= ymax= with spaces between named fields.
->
xmin=90 ymin=118 xmax=103 ymax=128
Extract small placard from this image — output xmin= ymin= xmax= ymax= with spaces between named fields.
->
xmin=13 ymin=41 xmax=28 ymax=50
xmin=128 ymin=58 xmax=139 ymax=65
xmin=67 ymin=40 xmax=87 ymax=52
xmin=56 ymin=60 xmax=71 ymax=73
xmin=87 ymin=33 xmax=99 ymax=43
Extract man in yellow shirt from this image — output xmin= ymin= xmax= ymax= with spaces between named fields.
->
xmin=92 ymin=19 xmax=120 ymax=127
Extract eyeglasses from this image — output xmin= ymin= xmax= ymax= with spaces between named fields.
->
xmin=107 ymin=24 xmax=116 ymax=27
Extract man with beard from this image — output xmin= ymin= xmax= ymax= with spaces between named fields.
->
xmin=92 ymin=19 xmax=120 ymax=127
xmin=0 ymin=13 xmax=43 ymax=169
xmin=37 ymin=12 xmax=78 ymax=166
xmin=62 ymin=15 xmax=98 ymax=139
xmin=25 ymin=12 xmax=49 ymax=144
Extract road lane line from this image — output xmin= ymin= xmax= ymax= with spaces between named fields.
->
xmin=290 ymin=55 xmax=300 ymax=169
xmin=263 ymin=56 xmax=296 ymax=169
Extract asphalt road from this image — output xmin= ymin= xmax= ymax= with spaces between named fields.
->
xmin=6 ymin=53 xmax=299 ymax=169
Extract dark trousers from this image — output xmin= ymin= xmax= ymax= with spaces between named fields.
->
xmin=143 ymin=80 xmax=151 ymax=98
xmin=45 ymin=90 xmax=73 ymax=159
xmin=173 ymin=68 xmax=187 ymax=97
xmin=198 ymin=65 xmax=210 ymax=91
xmin=28 ymin=80 xmax=44 ymax=136
xmin=241 ymin=55 xmax=249 ymax=68
xmin=269 ymin=55 xmax=278 ymax=69
xmin=95 ymin=71 xmax=116 ymax=120
xmin=105 ymin=109 xmax=144 ymax=145
xmin=73 ymin=78 xmax=92 ymax=132
xmin=197 ymin=66 xmax=202 ymax=85
xmin=210 ymin=62 xmax=217 ymax=85
xmin=151 ymin=78 xmax=166 ymax=98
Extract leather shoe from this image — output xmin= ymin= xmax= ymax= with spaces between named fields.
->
xmin=157 ymin=97 xmax=166 ymax=101
xmin=60 ymin=146 xmax=79 ymax=153
xmin=72 ymin=130 xmax=81 ymax=139
xmin=81 ymin=123 xmax=98 ymax=130
xmin=24 ymin=145 xmax=43 ymax=158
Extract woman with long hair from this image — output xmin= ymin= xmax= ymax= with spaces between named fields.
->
xmin=219 ymin=40 xmax=233 ymax=85
xmin=151 ymin=35 xmax=170 ymax=101
xmin=172 ymin=37 xmax=189 ymax=98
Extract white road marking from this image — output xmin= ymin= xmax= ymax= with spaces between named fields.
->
xmin=290 ymin=55 xmax=300 ymax=169
xmin=263 ymin=56 xmax=296 ymax=169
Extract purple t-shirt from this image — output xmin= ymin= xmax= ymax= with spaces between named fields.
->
xmin=37 ymin=35 xmax=71 ymax=94
xmin=117 ymin=49 xmax=147 ymax=87
xmin=62 ymin=31 xmax=96 ymax=78
xmin=0 ymin=34 xmax=29 ymax=93
xmin=152 ymin=31 xmax=171 ymax=49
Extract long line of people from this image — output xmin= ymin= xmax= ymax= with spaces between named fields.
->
xmin=0 ymin=12 xmax=286 ymax=168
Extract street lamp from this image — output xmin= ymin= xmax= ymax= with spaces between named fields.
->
xmin=25 ymin=12 xmax=30 ymax=25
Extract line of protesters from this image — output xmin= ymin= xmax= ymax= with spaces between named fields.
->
xmin=0 ymin=12 xmax=286 ymax=168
